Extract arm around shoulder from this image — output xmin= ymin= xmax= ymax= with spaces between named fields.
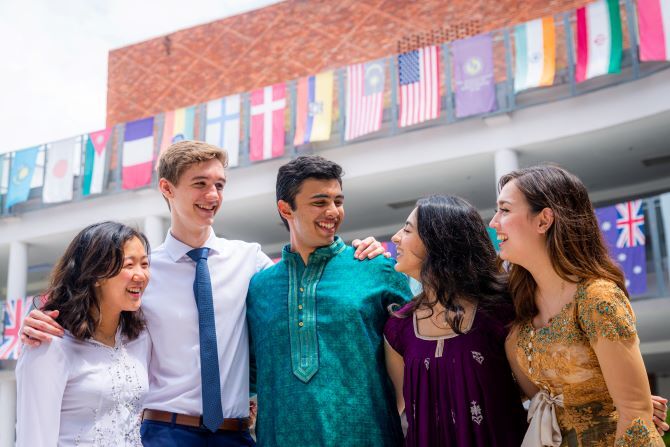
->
xmin=15 ymin=338 xmax=69 ymax=446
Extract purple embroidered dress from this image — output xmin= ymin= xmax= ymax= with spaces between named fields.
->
xmin=384 ymin=303 xmax=527 ymax=446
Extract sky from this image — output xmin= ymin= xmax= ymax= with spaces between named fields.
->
xmin=0 ymin=0 xmax=281 ymax=154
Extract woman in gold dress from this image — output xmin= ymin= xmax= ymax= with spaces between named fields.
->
xmin=489 ymin=165 xmax=665 ymax=447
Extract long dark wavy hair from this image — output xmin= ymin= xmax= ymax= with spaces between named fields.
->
xmin=498 ymin=165 xmax=628 ymax=326
xmin=397 ymin=195 xmax=512 ymax=334
xmin=41 ymin=221 xmax=149 ymax=341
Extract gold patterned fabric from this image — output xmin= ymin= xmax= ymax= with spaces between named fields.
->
xmin=514 ymin=279 xmax=662 ymax=447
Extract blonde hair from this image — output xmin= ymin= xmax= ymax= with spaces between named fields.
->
xmin=158 ymin=140 xmax=228 ymax=186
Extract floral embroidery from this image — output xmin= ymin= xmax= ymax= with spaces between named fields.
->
xmin=471 ymin=351 xmax=484 ymax=365
xmin=513 ymin=279 xmax=657 ymax=446
xmin=470 ymin=400 xmax=483 ymax=425
xmin=424 ymin=358 xmax=430 ymax=370
xmin=615 ymin=417 xmax=662 ymax=446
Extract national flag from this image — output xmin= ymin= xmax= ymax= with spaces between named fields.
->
xmin=595 ymin=200 xmax=647 ymax=295
xmin=637 ymin=0 xmax=670 ymax=61
xmin=83 ymin=128 xmax=112 ymax=196
xmin=158 ymin=106 xmax=195 ymax=164
xmin=452 ymin=34 xmax=497 ymax=118
xmin=514 ymin=17 xmax=556 ymax=92
xmin=398 ymin=45 xmax=440 ymax=127
xmin=345 ymin=59 xmax=385 ymax=141
xmin=42 ymin=137 xmax=77 ymax=204
xmin=660 ymin=193 xmax=670 ymax=275
xmin=205 ymin=94 xmax=241 ymax=167
xmin=294 ymin=71 xmax=334 ymax=145
xmin=5 ymin=146 xmax=40 ymax=210
xmin=122 ymin=117 xmax=155 ymax=190
xmin=575 ymin=0 xmax=623 ymax=83
xmin=250 ymin=84 xmax=286 ymax=162
xmin=0 ymin=296 xmax=32 ymax=360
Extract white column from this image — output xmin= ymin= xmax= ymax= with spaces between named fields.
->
xmin=143 ymin=215 xmax=165 ymax=251
xmin=0 ymin=372 xmax=16 ymax=447
xmin=7 ymin=241 xmax=27 ymax=302
xmin=494 ymin=148 xmax=519 ymax=194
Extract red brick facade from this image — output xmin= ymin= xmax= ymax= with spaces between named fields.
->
xmin=106 ymin=0 xmax=597 ymax=126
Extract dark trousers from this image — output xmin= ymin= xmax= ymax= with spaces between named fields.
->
xmin=140 ymin=420 xmax=255 ymax=447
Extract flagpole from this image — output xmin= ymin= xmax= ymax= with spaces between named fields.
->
xmin=623 ymin=0 xmax=641 ymax=79
xmin=645 ymin=198 xmax=668 ymax=296
xmin=564 ymin=12 xmax=578 ymax=96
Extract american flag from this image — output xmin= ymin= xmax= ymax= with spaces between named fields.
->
xmin=0 ymin=296 xmax=33 ymax=360
xmin=345 ymin=59 xmax=385 ymax=141
xmin=398 ymin=45 xmax=441 ymax=127
xmin=616 ymin=200 xmax=645 ymax=248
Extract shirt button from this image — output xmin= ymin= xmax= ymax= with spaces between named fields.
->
xmin=298 ymin=321 xmax=304 ymax=327
xmin=298 ymin=304 xmax=303 ymax=310
xmin=299 ymin=287 xmax=304 ymax=292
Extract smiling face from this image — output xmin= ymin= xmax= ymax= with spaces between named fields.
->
xmin=96 ymin=237 xmax=150 ymax=314
xmin=489 ymin=180 xmax=547 ymax=267
xmin=279 ymin=178 xmax=344 ymax=258
xmin=391 ymin=208 xmax=426 ymax=280
xmin=159 ymin=158 xmax=226 ymax=239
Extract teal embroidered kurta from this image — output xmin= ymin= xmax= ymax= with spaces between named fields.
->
xmin=247 ymin=237 xmax=411 ymax=447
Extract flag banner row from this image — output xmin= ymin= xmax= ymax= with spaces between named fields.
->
xmin=2 ymin=0 xmax=669 ymax=211
xmin=0 ymin=296 xmax=33 ymax=360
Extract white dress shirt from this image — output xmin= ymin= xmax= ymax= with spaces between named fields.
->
xmin=15 ymin=329 xmax=150 ymax=446
xmin=141 ymin=228 xmax=273 ymax=418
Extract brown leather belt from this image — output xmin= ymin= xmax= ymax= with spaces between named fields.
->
xmin=142 ymin=409 xmax=250 ymax=431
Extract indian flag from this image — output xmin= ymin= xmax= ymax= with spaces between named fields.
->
xmin=514 ymin=17 xmax=556 ymax=92
xmin=637 ymin=0 xmax=670 ymax=61
xmin=575 ymin=0 xmax=622 ymax=83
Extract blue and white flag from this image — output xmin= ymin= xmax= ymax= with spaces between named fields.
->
xmin=6 ymin=146 xmax=40 ymax=210
xmin=206 ymin=94 xmax=240 ymax=167
xmin=595 ymin=200 xmax=647 ymax=295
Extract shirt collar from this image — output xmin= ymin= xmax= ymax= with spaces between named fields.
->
xmin=281 ymin=236 xmax=346 ymax=263
xmin=164 ymin=227 xmax=223 ymax=262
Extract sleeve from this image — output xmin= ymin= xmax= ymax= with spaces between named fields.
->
xmin=577 ymin=280 xmax=636 ymax=342
xmin=579 ymin=281 xmax=663 ymax=446
xmin=381 ymin=262 xmax=413 ymax=308
xmin=383 ymin=316 xmax=404 ymax=356
xmin=15 ymin=339 xmax=69 ymax=447
xmin=248 ymin=316 xmax=258 ymax=397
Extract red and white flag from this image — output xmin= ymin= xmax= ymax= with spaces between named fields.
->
xmin=250 ymin=84 xmax=286 ymax=161
xmin=398 ymin=45 xmax=440 ymax=127
xmin=42 ymin=137 xmax=77 ymax=203
xmin=122 ymin=117 xmax=155 ymax=190
xmin=345 ymin=59 xmax=385 ymax=141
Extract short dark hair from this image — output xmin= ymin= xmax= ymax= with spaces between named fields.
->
xmin=42 ymin=221 xmax=149 ymax=341
xmin=275 ymin=155 xmax=343 ymax=230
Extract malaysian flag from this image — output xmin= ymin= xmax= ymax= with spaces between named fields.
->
xmin=595 ymin=200 xmax=647 ymax=295
xmin=0 ymin=296 xmax=33 ymax=360
xmin=398 ymin=45 xmax=441 ymax=127
xmin=345 ymin=59 xmax=385 ymax=141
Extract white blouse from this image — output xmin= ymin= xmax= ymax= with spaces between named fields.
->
xmin=15 ymin=328 xmax=150 ymax=446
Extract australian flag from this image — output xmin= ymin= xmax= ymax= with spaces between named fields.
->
xmin=0 ymin=296 xmax=33 ymax=360
xmin=595 ymin=200 xmax=647 ymax=295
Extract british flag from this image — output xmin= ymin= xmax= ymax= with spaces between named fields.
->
xmin=0 ymin=296 xmax=33 ymax=360
xmin=615 ymin=200 xmax=645 ymax=248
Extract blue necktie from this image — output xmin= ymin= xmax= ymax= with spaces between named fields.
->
xmin=187 ymin=247 xmax=224 ymax=432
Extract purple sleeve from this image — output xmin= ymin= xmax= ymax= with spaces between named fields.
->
xmin=383 ymin=303 xmax=414 ymax=356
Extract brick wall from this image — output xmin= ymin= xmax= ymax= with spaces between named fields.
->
xmin=106 ymin=0 xmax=595 ymax=126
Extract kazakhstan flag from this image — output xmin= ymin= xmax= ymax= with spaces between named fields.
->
xmin=5 ymin=146 xmax=40 ymax=211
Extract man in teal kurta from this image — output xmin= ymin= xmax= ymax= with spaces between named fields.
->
xmin=247 ymin=156 xmax=412 ymax=446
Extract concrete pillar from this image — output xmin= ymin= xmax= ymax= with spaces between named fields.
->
xmin=494 ymin=148 xmax=519 ymax=195
xmin=7 ymin=241 xmax=27 ymax=302
xmin=0 ymin=372 xmax=16 ymax=447
xmin=143 ymin=215 xmax=165 ymax=251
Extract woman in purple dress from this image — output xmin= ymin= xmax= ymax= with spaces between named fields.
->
xmin=384 ymin=195 xmax=527 ymax=446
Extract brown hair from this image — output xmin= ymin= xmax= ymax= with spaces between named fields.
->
xmin=42 ymin=221 xmax=149 ymax=341
xmin=498 ymin=165 xmax=627 ymax=325
xmin=158 ymin=140 xmax=228 ymax=186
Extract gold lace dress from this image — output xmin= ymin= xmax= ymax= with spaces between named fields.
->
xmin=514 ymin=279 xmax=662 ymax=447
